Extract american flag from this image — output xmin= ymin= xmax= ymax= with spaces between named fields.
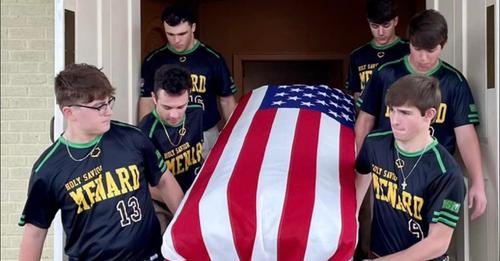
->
xmin=162 ymin=84 xmax=357 ymax=261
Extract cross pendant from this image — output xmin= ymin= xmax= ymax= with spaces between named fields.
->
xmin=401 ymin=181 xmax=407 ymax=190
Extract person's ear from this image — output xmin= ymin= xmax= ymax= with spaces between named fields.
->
xmin=425 ymin=107 xmax=437 ymax=123
xmin=393 ymin=16 xmax=399 ymax=27
xmin=191 ymin=23 xmax=196 ymax=33
xmin=152 ymin=92 xmax=158 ymax=106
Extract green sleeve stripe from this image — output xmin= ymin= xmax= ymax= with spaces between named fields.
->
xmin=431 ymin=147 xmax=447 ymax=174
xmin=378 ymin=57 xmax=404 ymax=71
xmin=158 ymin=159 xmax=166 ymax=170
xmin=441 ymin=63 xmax=464 ymax=82
xmin=356 ymin=100 xmax=362 ymax=108
xmin=145 ymin=45 xmax=169 ymax=62
xmin=468 ymin=114 xmax=479 ymax=119
xmin=18 ymin=215 xmax=25 ymax=226
xmin=367 ymin=130 xmax=393 ymax=138
xmin=149 ymin=119 xmax=159 ymax=138
xmin=200 ymin=43 xmax=221 ymax=59
xmin=432 ymin=217 xmax=458 ymax=228
xmin=434 ymin=210 xmax=460 ymax=221
xmin=160 ymin=164 xmax=167 ymax=173
xmin=188 ymin=104 xmax=203 ymax=109
xmin=35 ymin=140 xmax=62 ymax=173
xmin=469 ymin=119 xmax=480 ymax=123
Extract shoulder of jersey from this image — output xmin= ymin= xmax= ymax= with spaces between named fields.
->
xmin=366 ymin=129 xmax=393 ymax=140
xmin=439 ymin=60 xmax=466 ymax=82
xmin=198 ymin=41 xmax=224 ymax=60
xmin=31 ymin=139 xmax=65 ymax=174
xmin=377 ymin=57 xmax=404 ymax=72
xmin=144 ymin=45 xmax=170 ymax=63
xmin=111 ymin=120 xmax=143 ymax=134
xmin=428 ymin=143 xmax=461 ymax=174
xmin=137 ymin=113 xmax=156 ymax=131
xmin=349 ymin=41 xmax=372 ymax=56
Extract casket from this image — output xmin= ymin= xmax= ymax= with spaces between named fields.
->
xmin=162 ymin=84 xmax=357 ymax=261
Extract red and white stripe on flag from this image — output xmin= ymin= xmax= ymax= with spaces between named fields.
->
xmin=162 ymin=84 xmax=357 ymax=261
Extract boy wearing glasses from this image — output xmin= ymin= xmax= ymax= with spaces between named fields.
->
xmin=18 ymin=64 xmax=183 ymax=261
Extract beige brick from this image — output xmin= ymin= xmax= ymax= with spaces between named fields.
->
xmin=28 ymin=40 xmax=52 ymax=50
xmin=8 ymin=5 xmax=47 ymax=16
xmin=1 ymin=28 xmax=8 ymax=39
xmin=1 ymin=40 xmax=28 ymax=50
xmin=21 ymin=133 xmax=44 ymax=143
xmin=38 ymin=62 xmax=53 ymax=73
xmin=10 ymin=74 xmax=46 ymax=85
xmin=1 ymin=6 xmax=10 ymax=16
xmin=1 ymin=121 xmax=10 ymax=132
xmin=1 ymin=73 xmax=10 ymax=85
xmin=8 ymin=27 xmax=45 ymax=39
xmin=1 ymin=86 xmax=28 ymax=97
xmin=1 ymin=133 xmax=20 ymax=144
xmin=18 ymin=62 xmax=38 ymax=73
xmin=9 ymin=121 xmax=47 ymax=132
xmin=1 ymin=144 xmax=12 ymax=154
xmin=28 ymin=110 xmax=53 ymax=121
xmin=10 ymin=51 xmax=45 ymax=62
xmin=11 ymin=144 xmax=49 ymax=156
xmin=0 ymin=179 xmax=27 ymax=191
xmin=8 ymin=191 xmax=27 ymax=201
xmin=1 ymin=50 xmax=10 ymax=62
xmin=28 ymin=85 xmax=53 ymax=97
xmin=0 ymin=63 xmax=18 ymax=73
xmin=26 ymin=17 xmax=52 ymax=27
xmin=0 ymin=156 xmax=27 ymax=167
xmin=1 ymin=110 xmax=28 ymax=120
xmin=1 ymin=192 xmax=8 ymax=201
xmin=1 ymin=16 xmax=28 ymax=27
xmin=4 ymin=97 xmax=47 ymax=109
xmin=9 ymin=167 xmax=33 ymax=176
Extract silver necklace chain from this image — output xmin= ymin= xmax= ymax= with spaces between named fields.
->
xmin=395 ymin=143 xmax=429 ymax=190
xmin=64 ymin=137 xmax=100 ymax=162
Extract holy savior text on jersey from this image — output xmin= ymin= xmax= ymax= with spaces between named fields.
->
xmin=138 ymin=104 xmax=204 ymax=193
xmin=141 ymin=40 xmax=237 ymax=131
xmin=19 ymin=121 xmax=167 ymax=261
xmin=356 ymin=131 xmax=465 ymax=257
xmin=358 ymin=55 xmax=480 ymax=154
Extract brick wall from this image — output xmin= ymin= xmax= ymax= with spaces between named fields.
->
xmin=1 ymin=0 xmax=55 ymax=260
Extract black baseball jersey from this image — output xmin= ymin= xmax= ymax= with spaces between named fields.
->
xmin=356 ymin=130 xmax=465 ymax=257
xmin=346 ymin=38 xmax=409 ymax=94
xmin=19 ymin=121 xmax=167 ymax=261
xmin=358 ymin=55 xmax=480 ymax=154
xmin=141 ymin=40 xmax=237 ymax=131
xmin=138 ymin=105 xmax=204 ymax=193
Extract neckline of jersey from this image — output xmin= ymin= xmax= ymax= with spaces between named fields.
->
xmin=59 ymin=134 xmax=103 ymax=149
xmin=395 ymin=137 xmax=438 ymax=157
xmin=404 ymin=55 xmax=442 ymax=76
xmin=153 ymin=109 xmax=186 ymax=128
xmin=166 ymin=39 xmax=200 ymax=55
xmin=370 ymin=37 xmax=402 ymax=50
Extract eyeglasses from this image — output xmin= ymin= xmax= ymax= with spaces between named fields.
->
xmin=69 ymin=96 xmax=116 ymax=115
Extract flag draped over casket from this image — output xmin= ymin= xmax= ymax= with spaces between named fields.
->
xmin=162 ymin=84 xmax=357 ymax=261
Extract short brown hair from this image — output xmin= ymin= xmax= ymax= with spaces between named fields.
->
xmin=385 ymin=74 xmax=441 ymax=116
xmin=409 ymin=9 xmax=448 ymax=49
xmin=55 ymin=63 xmax=115 ymax=107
